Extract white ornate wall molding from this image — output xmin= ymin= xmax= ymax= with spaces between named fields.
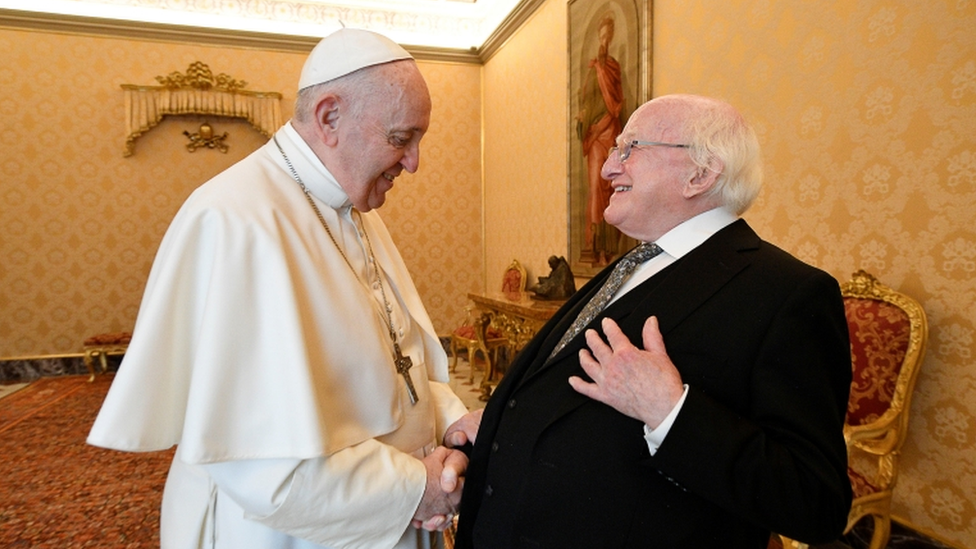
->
xmin=0 ymin=0 xmax=545 ymax=59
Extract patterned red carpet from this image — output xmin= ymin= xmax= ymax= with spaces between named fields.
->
xmin=0 ymin=375 xmax=174 ymax=548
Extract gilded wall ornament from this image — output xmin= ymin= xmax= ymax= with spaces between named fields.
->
xmin=183 ymin=122 xmax=229 ymax=153
xmin=121 ymin=62 xmax=282 ymax=156
xmin=156 ymin=61 xmax=248 ymax=92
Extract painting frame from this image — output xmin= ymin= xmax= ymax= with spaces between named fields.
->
xmin=567 ymin=0 xmax=652 ymax=277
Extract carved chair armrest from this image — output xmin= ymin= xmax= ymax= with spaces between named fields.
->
xmin=845 ymin=423 xmax=900 ymax=455
xmin=473 ymin=312 xmax=496 ymax=344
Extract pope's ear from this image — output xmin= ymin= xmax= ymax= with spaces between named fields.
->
xmin=313 ymin=94 xmax=341 ymax=145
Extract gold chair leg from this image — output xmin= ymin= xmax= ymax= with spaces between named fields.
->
xmin=867 ymin=514 xmax=891 ymax=549
xmin=449 ymin=338 xmax=458 ymax=372
xmin=777 ymin=534 xmax=808 ymax=549
xmin=83 ymin=350 xmax=97 ymax=382
xmin=467 ymin=343 xmax=478 ymax=383
xmin=482 ymin=347 xmax=494 ymax=385
xmin=478 ymin=343 xmax=494 ymax=401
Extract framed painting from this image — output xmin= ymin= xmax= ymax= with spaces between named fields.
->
xmin=567 ymin=0 xmax=651 ymax=276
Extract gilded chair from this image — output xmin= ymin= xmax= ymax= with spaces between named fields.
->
xmin=83 ymin=331 xmax=132 ymax=382
xmin=449 ymin=260 xmax=526 ymax=386
xmin=450 ymin=311 xmax=507 ymax=382
xmin=779 ymin=270 xmax=928 ymax=549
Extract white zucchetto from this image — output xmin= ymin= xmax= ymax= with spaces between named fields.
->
xmin=298 ymin=28 xmax=413 ymax=91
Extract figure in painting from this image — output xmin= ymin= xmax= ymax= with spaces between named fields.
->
xmin=576 ymin=14 xmax=624 ymax=266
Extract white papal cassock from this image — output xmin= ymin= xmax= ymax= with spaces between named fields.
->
xmin=88 ymin=122 xmax=468 ymax=549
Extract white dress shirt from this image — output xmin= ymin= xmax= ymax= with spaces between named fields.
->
xmin=606 ymin=207 xmax=738 ymax=455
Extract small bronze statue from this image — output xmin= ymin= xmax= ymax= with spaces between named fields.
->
xmin=530 ymin=255 xmax=576 ymax=300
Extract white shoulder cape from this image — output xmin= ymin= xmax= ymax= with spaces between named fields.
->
xmin=88 ymin=131 xmax=450 ymax=464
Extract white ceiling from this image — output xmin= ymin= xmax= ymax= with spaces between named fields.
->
xmin=0 ymin=0 xmax=527 ymax=50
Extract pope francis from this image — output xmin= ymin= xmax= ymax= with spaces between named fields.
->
xmin=88 ymin=28 xmax=473 ymax=549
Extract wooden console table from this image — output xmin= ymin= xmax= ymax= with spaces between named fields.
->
xmin=466 ymin=291 xmax=564 ymax=399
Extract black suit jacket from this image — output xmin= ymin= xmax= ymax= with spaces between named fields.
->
xmin=455 ymin=220 xmax=853 ymax=549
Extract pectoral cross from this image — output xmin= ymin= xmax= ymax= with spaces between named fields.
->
xmin=394 ymin=342 xmax=419 ymax=405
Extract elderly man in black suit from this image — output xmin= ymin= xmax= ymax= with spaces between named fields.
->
xmin=446 ymin=94 xmax=853 ymax=548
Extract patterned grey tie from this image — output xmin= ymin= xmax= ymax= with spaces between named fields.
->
xmin=548 ymin=242 xmax=663 ymax=359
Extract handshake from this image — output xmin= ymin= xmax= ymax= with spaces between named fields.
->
xmin=411 ymin=408 xmax=484 ymax=532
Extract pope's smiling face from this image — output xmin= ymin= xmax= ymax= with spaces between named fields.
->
xmin=333 ymin=62 xmax=431 ymax=212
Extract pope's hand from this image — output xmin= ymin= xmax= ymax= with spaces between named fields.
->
xmin=444 ymin=408 xmax=483 ymax=448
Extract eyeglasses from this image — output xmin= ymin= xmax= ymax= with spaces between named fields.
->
xmin=609 ymin=140 xmax=690 ymax=163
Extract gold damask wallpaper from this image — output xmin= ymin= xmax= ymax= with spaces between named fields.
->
xmin=482 ymin=0 xmax=975 ymax=546
xmin=0 ymin=28 xmax=483 ymax=356
xmin=482 ymin=0 xmax=569 ymax=290
xmin=3 ymin=0 xmax=976 ymax=545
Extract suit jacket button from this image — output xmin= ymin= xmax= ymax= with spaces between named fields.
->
xmin=491 ymin=442 xmax=499 ymax=452
xmin=507 ymin=398 xmax=517 ymax=409
xmin=485 ymin=485 xmax=494 ymax=496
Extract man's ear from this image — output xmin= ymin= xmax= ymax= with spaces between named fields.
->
xmin=683 ymin=158 xmax=723 ymax=199
xmin=313 ymin=94 xmax=341 ymax=146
